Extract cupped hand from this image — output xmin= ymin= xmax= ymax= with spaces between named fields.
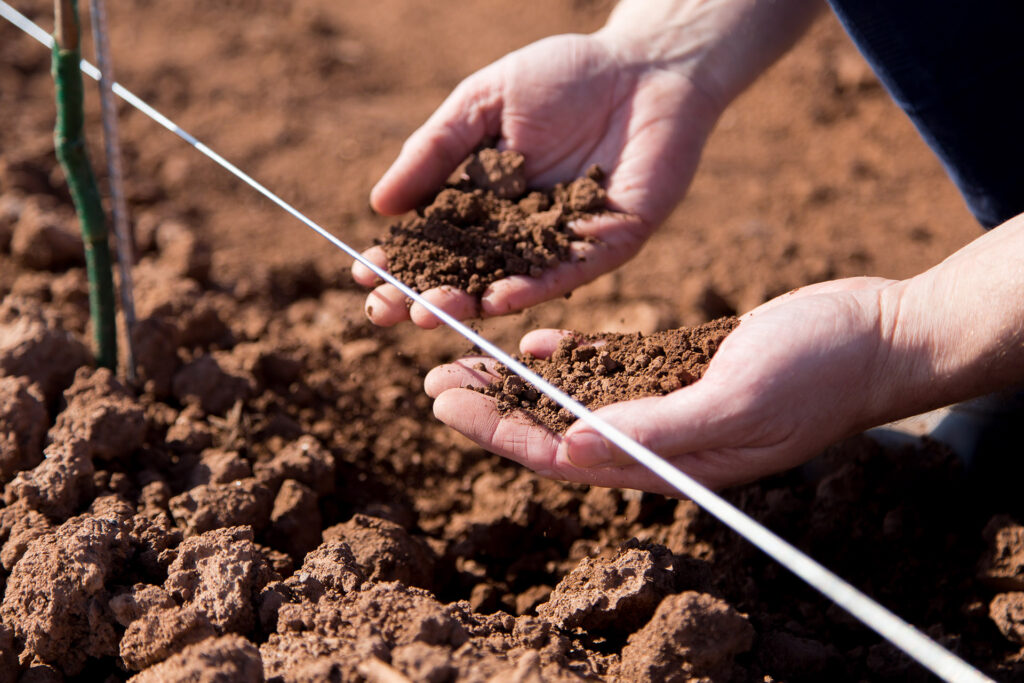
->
xmin=424 ymin=277 xmax=904 ymax=494
xmin=353 ymin=32 xmax=722 ymax=327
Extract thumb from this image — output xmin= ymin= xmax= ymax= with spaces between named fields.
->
xmin=370 ymin=70 xmax=503 ymax=215
xmin=558 ymin=382 xmax=732 ymax=469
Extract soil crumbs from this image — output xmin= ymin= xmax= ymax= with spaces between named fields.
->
xmin=481 ymin=317 xmax=739 ymax=432
xmin=379 ymin=148 xmax=607 ymax=296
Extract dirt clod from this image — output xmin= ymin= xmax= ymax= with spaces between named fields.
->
xmin=51 ymin=367 xmax=146 ymax=461
xmin=391 ymin=641 xmax=455 ymax=683
xmin=172 ymin=354 xmax=255 ymax=416
xmin=253 ymin=435 xmax=335 ymax=496
xmin=537 ymin=541 xmax=678 ymax=634
xmin=112 ymin=584 xmax=218 ymax=671
xmin=0 ymin=377 xmax=47 ymax=483
xmin=1 ymin=512 xmax=131 ymax=674
xmin=10 ymin=204 xmax=83 ymax=271
xmin=261 ymin=582 xmax=469 ymax=681
xmin=153 ymin=218 xmax=213 ymax=284
xmin=165 ymin=526 xmax=276 ymax=636
xmin=616 ymin=591 xmax=754 ymax=681
xmin=990 ymin=593 xmax=1024 ymax=644
xmin=0 ymin=297 xmax=92 ymax=401
xmin=465 ymin=148 xmax=527 ymax=199
xmin=169 ymin=479 xmax=274 ymax=537
xmin=980 ymin=515 xmax=1024 ymax=591
xmin=267 ymin=479 xmax=322 ymax=559
xmin=132 ymin=316 xmax=181 ymax=397
xmin=294 ymin=544 xmax=361 ymax=597
xmin=0 ymin=501 xmax=52 ymax=570
xmin=323 ymin=514 xmax=436 ymax=590
xmin=4 ymin=439 xmax=95 ymax=519
xmin=127 ymin=634 xmax=263 ymax=683
xmin=186 ymin=448 xmax=253 ymax=488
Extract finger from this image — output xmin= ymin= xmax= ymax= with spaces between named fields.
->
xmin=364 ymin=284 xmax=410 ymax=326
xmin=519 ymin=329 xmax=573 ymax=358
xmin=431 ymin=387 xmax=705 ymax=494
xmin=433 ymin=388 xmax=711 ymax=494
xmin=480 ymin=215 xmax=647 ymax=316
xmin=371 ymin=73 xmax=502 ymax=215
xmin=432 ymin=389 xmax=563 ymax=476
xmin=557 ymin=385 xmax=735 ymax=470
xmin=409 ymin=286 xmax=480 ymax=329
xmin=352 ymin=247 xmax=389 ymax=287
xmin=480 ymin=242 xmax=612 ymax=316
xmin=424 ymin=358 xmax=500 ymax=397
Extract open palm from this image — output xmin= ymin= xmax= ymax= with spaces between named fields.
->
xmin=424 ymin=278 xmax=901 ymax=494
xmin=353 ymin=33 xmax=723 ymax=327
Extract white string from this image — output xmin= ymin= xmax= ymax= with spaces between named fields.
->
xmin=0 ymin=4 xmax=993 ymax=681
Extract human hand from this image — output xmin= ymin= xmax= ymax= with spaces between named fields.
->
xmin=352 ymin=32 xmax=723 ymax=327
xmin=424 ymin=277 xmax=902 ymax=494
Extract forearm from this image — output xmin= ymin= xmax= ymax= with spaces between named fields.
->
xmin=875 ymin=214 xmax=1024 ymax=422
xmin=596 ymin=0 xmax=823 ymax=111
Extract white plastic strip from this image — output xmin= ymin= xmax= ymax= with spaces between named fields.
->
xmin=0 ymin=4 xmax=993 ymax=681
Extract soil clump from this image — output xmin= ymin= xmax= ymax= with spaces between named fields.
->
xmin=379 ymin=148 xmax=607 ymax=296
xmin=480 ymin=317 xmax=739 ymax=432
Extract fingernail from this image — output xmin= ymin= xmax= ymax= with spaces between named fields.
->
xmin=566 ymin=432 xmax=614 ymax=468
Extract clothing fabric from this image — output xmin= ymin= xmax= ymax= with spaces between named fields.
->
xmin=827 ymin=1 xmax=1024 ymax=228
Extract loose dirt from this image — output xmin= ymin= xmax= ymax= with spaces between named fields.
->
xmin=380 ymin=149 xmax=606 ymax=296
xmin=479 ymin=318 xmax=739 ymax=432
xmin=0 ymin=1 xmax=1020 ymax=681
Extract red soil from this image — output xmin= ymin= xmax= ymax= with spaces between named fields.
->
xmin=0 ymin=1 xmax=1020 ymax=681
xmin=478 ymin=317 xmax=738 ymax=433
xmin=380 ymin=149 xmax=605 ymax=297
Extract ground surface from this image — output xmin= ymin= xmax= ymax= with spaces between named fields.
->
xmin=1 ymin=1 xmax=1023 ymax=681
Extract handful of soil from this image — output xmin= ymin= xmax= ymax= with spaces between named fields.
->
xmin=478 ymin=317 xmax=740 ymax=433
xmin=378 ymin=148 xmax=608 ymax=296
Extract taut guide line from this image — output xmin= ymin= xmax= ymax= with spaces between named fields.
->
xmin=0 ymin=3 xmax=994 ymax=681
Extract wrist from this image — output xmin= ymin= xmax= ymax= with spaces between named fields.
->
xmin=873 ymin=216 xmax=1024 ymax=422
xmin=589 ymin=27 xmax=726 ymax=142
xmin=870 ymin=279 xmax=926 ymax=424
xmin=593 ymin=8 xmax=733 ymax=115
xmin=594 ymin=0 xmax=822 ymax=114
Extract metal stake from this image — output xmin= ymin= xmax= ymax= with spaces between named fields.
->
xmin=88 ymin=0 xmax=137 ymax=381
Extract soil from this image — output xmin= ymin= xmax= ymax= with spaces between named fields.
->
xmin=379 ymin=149 xmax=606 ymax=296
xmin=479 ymin=318 xmax=739 ymax=432
xmin=1 ymin=2 xmax=1022 ymax=681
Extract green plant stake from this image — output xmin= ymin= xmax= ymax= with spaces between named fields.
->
xmin=53 ymin=0 xmax=117 ymax=370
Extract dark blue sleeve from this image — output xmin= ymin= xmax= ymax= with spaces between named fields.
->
xmin=827 ymin=0 xmax=1024 ymax=228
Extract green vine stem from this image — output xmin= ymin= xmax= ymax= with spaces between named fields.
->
xmin=53 ymin=0 xmax=117 ymax=370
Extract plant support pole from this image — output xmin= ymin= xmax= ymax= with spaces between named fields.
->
xmin=53 ymin=0 xmax=117 ymax=370
xmin=89 ymin=0 xmax=136 ymax=380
